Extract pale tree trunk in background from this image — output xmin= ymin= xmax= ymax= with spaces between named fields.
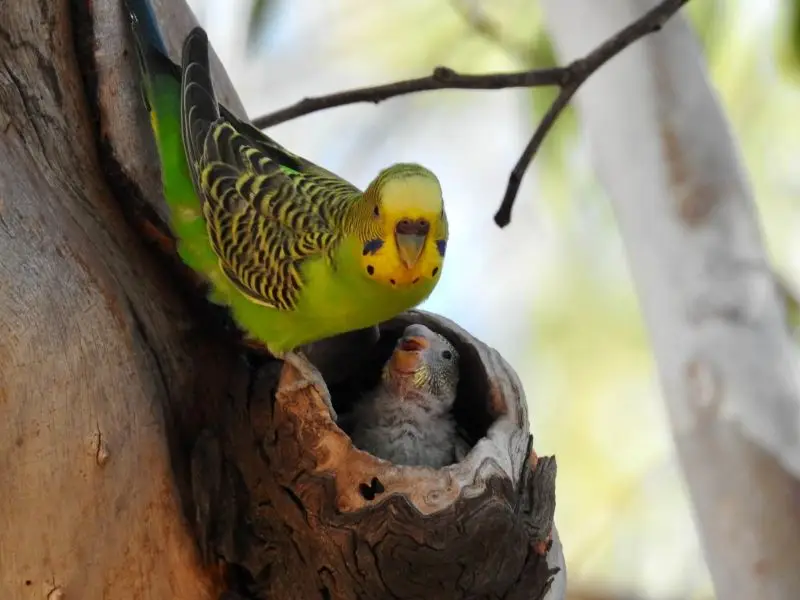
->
xmin=541 ymin=1 xmax=800 ymax=598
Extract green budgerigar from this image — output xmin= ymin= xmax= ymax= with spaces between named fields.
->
xmin=126 ymin=2 xmax=449 ymax=398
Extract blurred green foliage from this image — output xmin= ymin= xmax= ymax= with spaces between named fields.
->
xmin=245 ymin=0 xmax=278 ymax=52
xmin=777 ymin=0 xmax=800 ymax=78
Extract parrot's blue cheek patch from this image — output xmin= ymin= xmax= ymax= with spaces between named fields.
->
xmin=362 ymin=239 xmax=384 ymax=255
xmin=436 ymin=239 xmax=447 ymax=257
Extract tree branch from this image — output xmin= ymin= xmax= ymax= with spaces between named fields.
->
xmin=252 ymin=66 xmax=568 ymax=129
xmin=253 ymin=0 xmax=689 ymax=227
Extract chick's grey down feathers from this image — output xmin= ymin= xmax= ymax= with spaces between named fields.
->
xmin=350 ymin=324 xmax=470 ymax=468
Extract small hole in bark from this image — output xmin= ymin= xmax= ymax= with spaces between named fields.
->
xmin=222 ymin=563 xmax=258 ymax=598
xmin=359 ymin=482 xmax=376 ymax=500
xmin=358 ymin=477 xmax=385 ymax=500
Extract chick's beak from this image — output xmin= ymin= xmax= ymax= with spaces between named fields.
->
xmin=399 ymin=335 xmax=428 ymax=353
xmin=395 ymin=218 xmax=430 ymax=269
xmin=391 ymin=334 xmax=429 ymax=373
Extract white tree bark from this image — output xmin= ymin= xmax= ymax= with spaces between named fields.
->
xmin=541 ymin=1 xmax=800 ymax=598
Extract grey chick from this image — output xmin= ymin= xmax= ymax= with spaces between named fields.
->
xmin=350 ymin=323 xmax=470 ymax=468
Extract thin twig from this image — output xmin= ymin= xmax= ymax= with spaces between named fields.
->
xmin=495 ymin=0 xmax=688 ymax=226
xmin=496 ymin=84 xmax=577 ymax=227
xmin=252 ymin=0 xmax=689 ymax=227
xmin=252 ymin=66 xmax=567 ymax=129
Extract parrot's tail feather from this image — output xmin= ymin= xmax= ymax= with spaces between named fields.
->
xmin=180 ymin=27 xmax=220 ymax=167
xmin=125 ymin=0 xmax=181 ymax=88
xmin=124 ymin=0 xmax=169 ymax=57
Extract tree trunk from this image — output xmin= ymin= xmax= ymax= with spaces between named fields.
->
xmin=0 ymin=1 xmax=562 ymax=598
xmin=541 ymin=1 xmax=800 ymax=598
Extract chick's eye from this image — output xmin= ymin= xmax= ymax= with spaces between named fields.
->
xmin=441 ymin=350 xmax=452 ymax=360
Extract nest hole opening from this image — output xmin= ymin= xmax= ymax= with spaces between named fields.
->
xmin=328 ymin=313 xmax=498 ymax=452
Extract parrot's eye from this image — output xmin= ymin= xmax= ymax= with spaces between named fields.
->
xmin=441 ymin=350 xmax=452 ymax=360
xmin=373 ymin=205 xmax=380 ymax=217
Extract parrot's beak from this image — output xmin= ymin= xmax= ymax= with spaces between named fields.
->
xmin=395 ymin=218 xmax=430 ymax=269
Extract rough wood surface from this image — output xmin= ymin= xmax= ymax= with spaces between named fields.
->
xmin=193 ymin=310 xmax=559 ymax=599
xmin=0 ymin=0 xmax=228 ymax=598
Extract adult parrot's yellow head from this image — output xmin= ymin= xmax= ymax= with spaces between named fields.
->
xmin=359 ymin=163 xmax=448 ymax=288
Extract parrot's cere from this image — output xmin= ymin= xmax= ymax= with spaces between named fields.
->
xmin=350 ymin=324 xmax=470 ymax=468
xmin=126 ymin=1 xmax=449 ymax=406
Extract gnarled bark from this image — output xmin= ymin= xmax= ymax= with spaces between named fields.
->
xmin=190 ymin=310 xmax=558 ymax=598
xmin=0 ymin=0 xmax=562 ymax=599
